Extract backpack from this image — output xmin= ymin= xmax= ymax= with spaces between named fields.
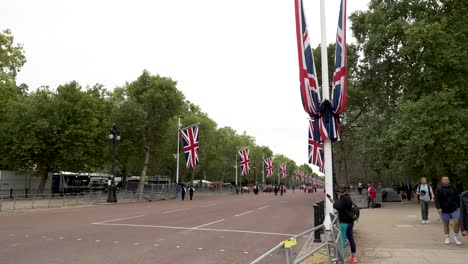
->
xmin=417 ymin=184 xmax=432 ymax=199
xmin=349 ymin=200 xmax=360 ymax=222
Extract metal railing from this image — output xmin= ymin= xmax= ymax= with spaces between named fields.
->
xmin=251 ymin=212 xmax=344 ymax=264
xmin=0 ymin=186 xmax=235 ymax=212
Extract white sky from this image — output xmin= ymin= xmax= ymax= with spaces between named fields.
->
xmin=3 ymin=0 xmax=369 ymax=174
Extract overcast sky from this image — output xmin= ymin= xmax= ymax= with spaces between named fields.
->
xmin=3 ymin=0 xmax=369 ymax=174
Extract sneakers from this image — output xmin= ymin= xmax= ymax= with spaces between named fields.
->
xmin=421 ymin=220 xmax=430 ymax=224
xmin=454 ymin=235 xmax=462 ymax=245
xmin=445 ymin=236 xmax=451 ymax=245
xmin=425 ymin=220 xmax=430 ymax=224
xmin=350 ymin=257 xmax=358 ymax=263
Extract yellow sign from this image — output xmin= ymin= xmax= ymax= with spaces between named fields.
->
xmin=284 ymin=238 xmax=297 ymax=249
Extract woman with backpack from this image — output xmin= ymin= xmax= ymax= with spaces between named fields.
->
xmin=327 ymin=184 xmax=358 ymax=263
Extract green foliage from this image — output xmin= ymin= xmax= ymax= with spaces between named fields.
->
xmin=336 ymin=0 xmax=468 ymax=189
xmin=0 ymin=29 xmax=26 ymax=90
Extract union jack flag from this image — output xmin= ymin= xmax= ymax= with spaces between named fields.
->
xmin=332 ymin=0 xmax=347 ymax=115
xmin=239 ymin=148 xmax=250 ymax=176
xmin=309 ymin=119 xmax=323 ymax=165
xmin=294 ymin=0 xmax=321 ymax=117
xmin=321 ymin=0 xmax=347 ymax=142
xmin=264 ymin=158 xmax=273 ymax=178
xmin=280 ymin=163 xmax=288 ymax=178
xmin=294 ymin=169 xmax=300 ymax=180
xmin=318 ymin=148 xmax=325 ymax=173
xmin=181 ymin=124 xmax=200 ymax=169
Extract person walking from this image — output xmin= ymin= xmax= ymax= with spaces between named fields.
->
xmin=181 ymin=185 xmax=186 ymax=201
xmin=435 ymin=176 xmax=461 ymax=245
xmin=416 ymin=177 xmax=434 ymax=224
xmin=367 ymin=183 xmax=376 ymax=208
xmin=189 ymin=185 xmax=195 ymax=200
xmin=459 ymin=190 xmax=468 ymax=238
xmin=327 ymin=184 xmax=358 ymax=263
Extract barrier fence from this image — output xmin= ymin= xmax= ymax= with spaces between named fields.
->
xmin=250 ymin=200 xmax=344 ymax=264
xmin=0 ymin=185 xmax=235 ymax=212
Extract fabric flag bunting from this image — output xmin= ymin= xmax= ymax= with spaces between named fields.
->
xmin=294 ymin=0 xmax=321 ymax=117
xmin=280 ymin=164 xmax=288 ymax=178
xmin=295 ymin=0 xmax=347 ymax=143
xmin=309 ymin=119 xmax=324 ymax=167
xmin=320 ymin=0 xmax=347 ymax=142
xmin=264 ymin=158 xmax=273 ymax=178
xmin=294 ymin=169 xmax=300 ymax=180
xmin=181 ymin=124 xmax=200 ymax=169
xmin=239 ymin=148 xmax=251 ymax=176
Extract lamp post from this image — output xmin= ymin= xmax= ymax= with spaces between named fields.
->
xmin=253 ymin=164 xmax=257 ymax=184
xmin=107 ymin=124 xmax=120 ymax=203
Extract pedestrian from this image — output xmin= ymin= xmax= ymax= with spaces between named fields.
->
xmin=280 ymin=185 xmax=284 ymax=196
xmin=367 ymin=183 xmax=376 ymax=208
xmin=327 ymin=184 xmax=358 ymax=263
xmin=460 ymin=190 xmax=468 ymax=238
xmin=274 ymin=185 xmax=278 ymax=196
xmin=357 ymin=183 xmax=363 ymax=195
xmin=435 ymin=176 xmax=461 ymax=245
xmin=406 ymin=183 xmax=413 ymax=201
xmin=181 ymin=185 xmax=186 ymax=201
xmin=415 ymin=177 xmax=434 ymax=224
xmin=189 ymin=185 xmax=195 ymax=200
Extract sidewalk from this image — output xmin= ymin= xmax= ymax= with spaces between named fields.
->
xmin=355 ymin=200 xmax=468 ymax=264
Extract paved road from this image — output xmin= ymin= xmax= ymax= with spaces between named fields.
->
xmin=0 ymin=190 xmax=323 ymax=264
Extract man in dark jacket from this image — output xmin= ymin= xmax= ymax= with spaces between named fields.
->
xmin=460 ymin=190 xmax=468 ymax=237
xmin=435 ymin=176 xmax=461 ymax=245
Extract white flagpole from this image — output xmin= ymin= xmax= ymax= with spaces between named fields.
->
xmin=235 ymin=152 xmax=238 ymax=187
xmin=320 ymin=0 xmax=333 ymax=229
xmin=262 ymin=153 xmax=265 ymax=184
xmin=176 ymin=115 xmax=181 ymax=184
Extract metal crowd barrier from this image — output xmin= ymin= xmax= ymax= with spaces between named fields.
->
xmin=250 ymin=206 xmax=344 ymax=264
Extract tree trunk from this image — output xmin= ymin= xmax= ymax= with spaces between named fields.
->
xmin=138 ymin=144 xmax=150 ymax=200
xmin=36 ymin=170 xmax=49 ymax=194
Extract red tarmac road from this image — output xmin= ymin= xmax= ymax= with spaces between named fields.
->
xmin=0 ymin=190 xmax=323 ymax=264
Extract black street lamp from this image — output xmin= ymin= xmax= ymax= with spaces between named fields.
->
xmin=107 ymin=124 xmax=120 ymax=203
xmin=253 ymin=164 xmax=257 ymax=184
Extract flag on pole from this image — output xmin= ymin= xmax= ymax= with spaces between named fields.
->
xmin=320 ymin=0 xmax=347 ymax=142
xmin=280 ymin=164 xmax=288 ymax=178
xmin=332 ymin=0 xmax=347 ymax=115
xmin=181 ymin=124 xmax=199 ymax=169
xmin=294 ymin=169 xmax=300 ymax=180
xmin=239 ymin=148 xmax=251 ymax=176
xmin=309 ymin=119 xmax=324 ymax=165
xmin=264 ymin=158 xmax=273 ymax=178
xmin=294 ymin=0 xmax=321 ymax=117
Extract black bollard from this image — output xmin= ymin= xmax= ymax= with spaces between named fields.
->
xmin=10 ymin=189 xmax=13 ymax=199
xmin=313 ymin=204 xmax=322 ymax=242
xmin=25 ymin=188 xmax=28 ymax=198
xmin=318 ymin=200 xmax=325 ymax=234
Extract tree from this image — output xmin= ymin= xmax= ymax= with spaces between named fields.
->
xmin=0 ymin=29 xmax=27 ymax=90
xmin=113 ymin=71 xmax=184 ymax=198
xmin=2 ymin=82 xmax=110 ymax=192
xmin=344 ymin=0 xmax=468 ymax=188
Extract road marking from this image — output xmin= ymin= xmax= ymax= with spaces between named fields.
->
xmin=154 ymin=244 xmax=159 ymax=247
xmin=176 ymin=245 xmax=181 ymax=248
xmin=198 ymin=248 xmax=203 ymax=250
xmin=235 ymin=210 xmax=253 ymax=217
xmin=162 ymin=208 xmax=191 ymax=214
xmin=199 ymin=203 xmax=217 ymax=208
xmin=244 ymin=251 xmax=249 ymax=254
xmin=77 ymin=238 xmax=82 ymax=241
xmin=93 ymin=215 xmax=145 ymax=224
xmin=96 ymin=240 xmax=101 ymax=243
xmin=192 ymin=219 xmax=225 ymax=229
xmin=258 ymin=205 xmax=270 ymax=210
xmin=219 ymin=249 xmax=225 ymax=252
xmin=93 ymin=222 xmax=294 ymax=236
